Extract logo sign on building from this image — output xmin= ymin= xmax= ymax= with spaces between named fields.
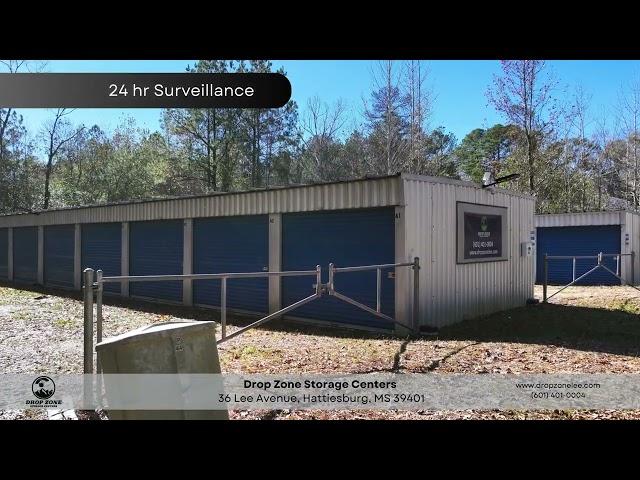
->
xmin=457 ymin=202 xmax=508 ymax=264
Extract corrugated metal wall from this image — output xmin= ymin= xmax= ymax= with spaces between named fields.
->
xmin=0 ymin=176 xmax=402 ymax=228
xmin=13 ymin=227 xmax=38 ymax=283
xmin=623 ymin=212 xmax=640 ymax=284
xmin=0 ymin=174 xmax=539 ymax=331
xmin=535 ymin=211 xmax=623 ymax=227
xmin=81 ymin=223 xmax=122 ymax=294
xmin=0 ymin=228 xmax=7 ymax=279
xmin=281 ymin=208 xmax=395 ymax=329
xmin=129 ymin=220 xmax=183 ymax=302
xmin=401 ymin=176 xmax=535 ymax=328
xmin=43 ymin=224 xmax=75 ymax=288
xmin=193 ymin=215 xmax=269 ymax=313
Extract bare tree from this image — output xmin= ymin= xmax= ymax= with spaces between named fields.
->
xmin=0 ymin=61 xmax=49 ymax=213
xmin=403 ymin=60 xmax=433 ymax=172
xmin=42 ymin=108 xmax=85 ymax=209
xmin=616 ymin=76 xmax=640 ymax=209
xmin=570 ymin=85 xmax=594 ymax=211
xmin=487 ymin=60 xmax=559 ymax=195
xmin=300 ymin=96 xmax=347 ymax=180
xmin=592 ymin=114 xmax=617 ymax=210
xmin=0 ymin=60 xmax=48 ymax=163
xmin=0 ymin=61 xmax=27 ymax=163
xmin=364 ymin=61 xmax=409 ymax=174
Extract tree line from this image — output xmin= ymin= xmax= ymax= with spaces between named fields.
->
xmin=1 ymin=59 xmax=639 ymax=215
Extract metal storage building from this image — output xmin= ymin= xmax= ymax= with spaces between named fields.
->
xmin=534 ymin=211 xmax=640 ymax=286
xmin=0 ymin=173 xmax=535 ymax=330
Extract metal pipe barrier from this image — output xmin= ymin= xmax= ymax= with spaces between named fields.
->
xmin=543 ymin=251 xmax=637 ymax=303
xmin=83 ymin=268 xmax=94 ymax=374
xmin=216 ymin=266 xmax=322 ymax=344
xmin=328 ymin=257 xmax=420 ymax=332
xmin=83 ymin=258 xmax=422 ymax=374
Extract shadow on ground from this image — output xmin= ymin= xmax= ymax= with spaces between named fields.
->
xmin=6 ymin=281 xmax=640 ymax=355
xmin=439 ymin=303 xmax=640 ymax=357
xmin=0 ymin=281 xmax=398 ymax=342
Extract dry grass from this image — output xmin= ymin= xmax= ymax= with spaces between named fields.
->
xmin=2 ymin=282 xmax=640 ymax=420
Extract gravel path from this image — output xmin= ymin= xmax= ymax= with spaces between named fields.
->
xmin=2 ymin=283 xmax=640 ymax=420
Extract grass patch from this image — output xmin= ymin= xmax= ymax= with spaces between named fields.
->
xmin=223 ymin=345 xmax=282 ymax=361
xmin=611 ymin=299 xmax=640 ymax=315
xmin=53 ymin=318 xmax=76 ymax=329
xmin=0 ymin=287 xmax=39 ymax=305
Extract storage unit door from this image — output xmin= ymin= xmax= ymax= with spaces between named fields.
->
xmin=129 ymin=220 xmax=183 ymax=302
xmin=82 ymin=223 xmax=122 ymax=294
xmin=0 ymin=228 xmax=7 ymax=279
xmin=13 ymin=227 xmax=38 ymax=283
xmin=44 ymin=225 xmax=75 ymax=288
xmin=282 ymin=208 xmax=395 ymax=330
xmin=536 ymin=225 xmax=621 ymax=285
xmin=193 ymin=215 xmax=269 ymax=313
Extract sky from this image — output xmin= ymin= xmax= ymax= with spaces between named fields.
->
xmin=5 ymin=59 xmax=640 ymax=149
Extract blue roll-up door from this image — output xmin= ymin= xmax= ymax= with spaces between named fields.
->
xmin=282 ymin=208 xmax=395 ymax=330
xmin=0 ymin=229 xmax=7 ymax=279
xmin=536 ymin=225 xmax=621 ymax=285
xmin=129 ymin=220 xmax=183 ymax=302
xmin=44 ymin=225 xmax=75 ymax=288
xmin=193 ymin=215 xmax=269 ymax=313
xmin=13 ymin=227 xmax=38 ymax=283
xmin=82 ymin=223 xmax=121 ymax=294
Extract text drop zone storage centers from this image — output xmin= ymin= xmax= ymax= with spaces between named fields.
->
xmin=0 ymin=173 xmax=534 ymax=332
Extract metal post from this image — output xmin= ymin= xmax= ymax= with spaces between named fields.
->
xmin=543 ymin=254 xmax=548 ymax=303
xmin=96 ymin=270 xmax=103 ymax=345
xmin=632 ymin=251 xmax=636 ymax=286
xmin=83 ymin=268 xmax=94 ymax=374
xmin=327 ymin=263 xmax=334 ymax=293
xmin=572 ymin=257 xmax=576 ymax=282
xmin=616 ymin=255 xmax=620 ymax=277
xmin=376 ymin=268 xmax=381 ymax=313
xmin=95 ymin=269 xmax=104 ymax=399
xmin=221 ymin=277 xmax=227 ymax=339
xmin=413 ymin=257 xmax=420 ymax=333
xmin=316 ymin=265 xmax=322 ymax=295
xmin=598 ymin=252 xmax=603 ymax=265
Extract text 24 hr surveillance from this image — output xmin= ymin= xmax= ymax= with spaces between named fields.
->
xmin=0 ymin=73 xmax=290 ymax=108
xmin=109 ymin=83 xmax=255 ymax=98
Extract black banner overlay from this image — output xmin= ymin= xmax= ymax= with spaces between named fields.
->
xmin=0 ymin=73 xmax=292 ymax=108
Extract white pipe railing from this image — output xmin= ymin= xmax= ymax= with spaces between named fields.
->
xmin=82 ymin=258 xmax=422 ymax=374
xmin=543 ymin=251 xmax=637 ymax=303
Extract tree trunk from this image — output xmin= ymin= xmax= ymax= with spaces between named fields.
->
xmin=526 ymin=134 xmax=535 ymax=194
xmin=212 ymin=109 xmax=217 ymax=190
xmin=43 ymin=155 xmax=54 ymax=210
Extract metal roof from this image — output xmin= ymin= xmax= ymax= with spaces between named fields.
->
xmin=534 ymin=211 xmax=639 ymax=227
xmin=0 ymin=174 xmax=404 ymax=227
xmin=0 ymin=172 xmax=534 ymax=228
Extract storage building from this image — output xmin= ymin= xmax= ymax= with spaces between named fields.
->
xmin=0 ymin=173 xmax=535 ymax=331
xmin=534 ymin=211 xmax=640 ymax=285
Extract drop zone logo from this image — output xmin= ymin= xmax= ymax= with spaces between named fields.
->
xmin=25 ymin=376 xmax=62 ymax=407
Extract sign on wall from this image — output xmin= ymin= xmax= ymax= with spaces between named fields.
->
xmin=457 ymin=202 xmax=509 ymax=264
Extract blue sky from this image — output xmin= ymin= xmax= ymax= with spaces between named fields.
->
xmin=5 ymin=59 xmax=640 ymax=149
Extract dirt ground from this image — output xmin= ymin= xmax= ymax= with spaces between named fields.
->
xmin=2 ymin=282 xmax=640 ymax=420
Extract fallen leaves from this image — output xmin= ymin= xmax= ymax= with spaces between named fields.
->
xmin=3 ymin=284 xmax=640 ymax=420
